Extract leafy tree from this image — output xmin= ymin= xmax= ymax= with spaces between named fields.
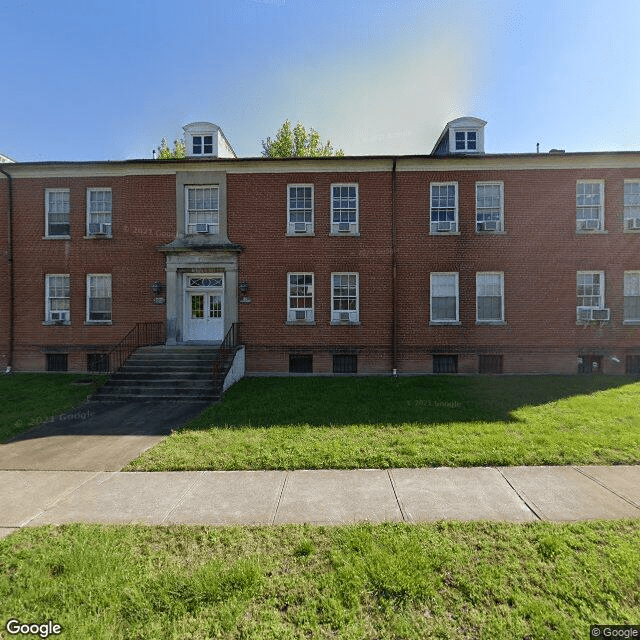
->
xmin=262 ymin=120 xmax=344 ymax=158
xmin=156 ymin=137 xmax=186 ymax=159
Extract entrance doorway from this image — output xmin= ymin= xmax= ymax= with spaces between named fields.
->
xmin=183 ymin=274 xmax=224 ymax=341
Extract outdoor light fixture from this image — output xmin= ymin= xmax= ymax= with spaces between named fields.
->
xmin=151 ymin=281 xmax=163 ymax=295
xmin=239 ymin=281 xmax=250 ymax=294
xmin=610 ymin=356 xmax=620 ymax=363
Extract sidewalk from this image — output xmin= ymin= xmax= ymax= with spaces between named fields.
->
xmin=2 ymin=465 xmax=639 ymax=538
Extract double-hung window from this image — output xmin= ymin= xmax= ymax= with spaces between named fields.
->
xmin=623 ymin=181 xmax=640 ymax=231
xmin=331 ymin=273 xmax=359 ymax=323
xmin=577 ymin=271 xmax=608 ymax=322
xmin=331 ymin=184 xmax=358 ymax=234
xmin=287 ymin=185 xmax=313 ymax=234
xmin=430 ymin=183 xmax=458 ymax=233
xmin=624 ymin=271 xmax=640 ymax=323
xmin=45 ymin=189 xmax=70 ymax=237
xmin=87 ymin=188 xmax=112 ymax=237
xmin=288 ymin=273 xmax=314 ymax=322
xmin=576 ymin=181 xmax=604 ymax=231
xmin=430 ymin=273 xmax=459 ymax=323
xmin=45 ymin=274 xmax=70 ymax=323
xmin=476 ymin=272 xmax=504 ymax=323
xmin=186 ymin=186 xmax=219 ymax=235
xmin=87 ymin=274 xmax=112 ymax=323
xmin=476 ymin=182 xmax=503 ymax=232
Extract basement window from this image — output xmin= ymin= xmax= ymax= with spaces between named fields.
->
xmin=578 ymin=354 xmax=602 ymax=374
xmin=333 ymin=354 xmax=357 ymax=374
xmin=433 ymin=354 xmax=458 ymax=374
xmin=46 ymin=353 xmax=68 ymax=372
xmin=87 ymin=353 xmax=109 ymax=373
xmin=626 ymin=355 xmax=640 ymax=375
xmin=289 ymin=354 xmax=312 ymax=373
xmin=479 ymin=354 xmax=503 ymax=374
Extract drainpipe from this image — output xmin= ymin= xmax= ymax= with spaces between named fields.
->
xmin=391 ymin=158 xmax=398 ymax=377
xmin=0 ymin=166 xmax=13 ymax=373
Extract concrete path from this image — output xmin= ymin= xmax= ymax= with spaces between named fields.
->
xmin=1 ymin=465 xmax=639 ymax=538
xmin=0 ymin=400 xmax=209 ymax=472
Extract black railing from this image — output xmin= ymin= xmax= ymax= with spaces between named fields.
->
xmin=212 ymin=322 xmax=241 ymax=385
xmin=104 ymin=321 xmax=165 ymax=374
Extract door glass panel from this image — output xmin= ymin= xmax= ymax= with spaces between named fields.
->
xmin=191 ymin=295 xmax=204 ymax=319
xmin=210 ymin=295 xmax=222 ymax=318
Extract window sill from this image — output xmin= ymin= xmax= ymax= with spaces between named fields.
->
xmin=42 ymin=321 xmax=70 ymax=326
xmin=429 ymin=231 xmax=460 ymax=236
xmin=84 ymin=321 xmax=113 ymax=326
xmin=84 ymin=235 xmax=113 ymax=240
xmin=285 ymin=321 xmax=316 ymax=326
xmin=330 ymin=321 xmax=361 ymax=326
xmin=476 ymin=320 xmax=506 ymax=326
xmin=42 ymin=236 xmax=71 ymax=240
xmin=575 ymin=230 xmax=608 ymax=235
xmin=576 ymin=321 xmax=610 ymax=326
xmin=286 ymin=232 xmax=315 ymax=237
xmin=623 ymin=229 xmax=640 ymax=234
xmin=623 ymin=320 xmax=640 ymax=325
xmin=429 ymin=321 xmax=461 ymax=326
xmin=329 ymin=232 xmax=360 ymax=237
xmin=475 ymin=231 xmax=506 ymax=235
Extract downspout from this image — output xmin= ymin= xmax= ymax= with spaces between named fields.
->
xmin=0 ymin=166 xmax=13 ymax=373
xmin=391 ymin=158 xmax=398 ymax=376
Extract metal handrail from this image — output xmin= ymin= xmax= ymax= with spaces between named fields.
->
xmin=212 ymin=322 xmax=241 ymax=384
xmin=104 ymin=321 xmax=165 ymax=373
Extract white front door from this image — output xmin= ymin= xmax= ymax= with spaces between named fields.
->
xmin=184 ymin=275 xmax=224 ymax=341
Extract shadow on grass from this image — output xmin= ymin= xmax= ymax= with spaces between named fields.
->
xmin=180 ymin=374 xmax=640 ymax=431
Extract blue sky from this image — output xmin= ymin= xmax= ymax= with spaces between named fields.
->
xmin=2 ymin=0 xmax=639 ymax=161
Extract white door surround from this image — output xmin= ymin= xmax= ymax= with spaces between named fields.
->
xmin=183 ymin=273 xmax=224 ymax=342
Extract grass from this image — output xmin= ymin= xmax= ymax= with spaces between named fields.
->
xmin=0 ymin=373 xmax=107 ymax=443
xmin=0 ymin=520 xmax=638 ymax=639
xmin=126 ymin=375 xmax=640 ymax=471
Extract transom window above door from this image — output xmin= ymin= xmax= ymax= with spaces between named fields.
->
xmin=188 ymin=277 xmax=223 ymax=288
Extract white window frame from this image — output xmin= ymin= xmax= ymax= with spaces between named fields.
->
xmin=430 ymin=272 xmax=459 ymax=324
xmin=331 ymin=272 xmax=359 ymax=323
xmin=476 ymin=272 xmax=504 ymax=323
xmin=86 ymin=188 xmax=112 ymax=237
xmin=45 ymin=274 xmax=70 ymax=324
xmin=86 ymin=274 xmax=112 ymax=323
xmin=430 ymin=182 xmax=458 ymax=234
xmin=577 ymin=271 xmax=605 ymax=309
xmin=576 ymin=180 xmax=604 ymax=232
xmin=185 ymin=185 xmax=220 ymax=235
xmin=287 ymin=184 xmax=314 ymax=235
xmin=454 ymin=130 xmax=478 ymax=152
xmin=475 ymin=182 xmax=504 ymax=233
xmin=330 ymin=184 xmax=359 ymax=235
xmin=623 ymin=271 xmax=640 ymax=323
xmin=623 ymin=180 xmax=640 ymax=232
xmin=287 ymin=273 xmax=314 ymax=322
xmin=45 ymin=189 xmax=70 ymax=238
xmin=191 ymin=134 xmax=214 ymax=156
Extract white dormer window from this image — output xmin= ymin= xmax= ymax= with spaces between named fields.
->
xmin=455 ymin=130 xmax=477 ymax=151
xmin=192 ymin=135 xmax=214 ymax=156
xmin=183 ymin=122 xmax=237 ymax=159
xmin=431 ymin=117 xmax=487 ymax=155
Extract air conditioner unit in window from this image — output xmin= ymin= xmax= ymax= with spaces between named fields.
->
xmin=89 ymin=223 xmax=110 ymax=235
xmin=479 ymin=220 xmax=499 ymax=232
xmin=627 ymin=217 xmax=640 ymax=230
xmin=293 ymin=222 xmax=308 ymax=233
xmin=437 ymin=221 xmax=453 ymax=232
xmin=338 ymin=222 xmax=351 ymax=232
xmin=195 ymin=223 xmax=210 ymax=233
xmin=576 ymin=306 xmax=592 ymax=323
xmin=590 ymin=308 xmax=610 ymax=321
xmin=51 ymin=311 xmax=69 ymax=323
xmin=339 ymin=311 xmax=351 ymax=321
xmin=580 ymin=219 xmax=600 ymax=231
xmin=294 ymin=309 xmax=311 ymax=321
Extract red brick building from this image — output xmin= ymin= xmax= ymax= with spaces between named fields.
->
xmin=1 ymin=118 xmax=639 ymax=376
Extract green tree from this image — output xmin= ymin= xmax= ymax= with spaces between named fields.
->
xmin=262 ymin=120 xmax=344 ymax=158
xmin=156 ymin=137 xmax=186 ymax=159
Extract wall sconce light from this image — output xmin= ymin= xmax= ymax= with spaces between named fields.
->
xmin=610 ymin=356 xmax=620 ymax=363
xmin=151 ymin=281 xmax=164 ymax=295
xmin=239 ymin=281 xmax=250 ymax=294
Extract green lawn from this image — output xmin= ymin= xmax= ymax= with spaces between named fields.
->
xmin=126 ymin=375 xmax=640 ymax=471
xmin=1 ymin=520 xmax=638 ymax=639
xmin=0 ymin=373 xmax=107 ymax=443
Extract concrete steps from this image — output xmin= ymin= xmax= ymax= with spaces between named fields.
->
xmin=92 ymin=345 xmax=234 ymax=402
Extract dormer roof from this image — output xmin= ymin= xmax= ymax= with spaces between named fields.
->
xmin=431 ymin=117 xmax=487 ymax=155
xmin=182 ymin=122 xmax=237 ymax=158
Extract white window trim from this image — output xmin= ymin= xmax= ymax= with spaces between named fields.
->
xmin=185 ymin=185 xmax=220 ymax=235
xmin=429 ymin=182 xmax=459 ymax=235
xmin=44 ymin=189 xmax=71 ymax=239
xmin=576 ymin=270 xmax=605 ymax=309
xmin=476 ymin=272 xmax=505 ymax=324
xmin=86 ymin=274 xmax=112 ymax=324
xmin=623 ymin=270 xmax=640 ymax=324
xmin=286 ymin=184 xmax=314 ymax=236
xmin=44 ymin=274 xmax=70 ymax=324
xmin=623 ymin=180 xmax=640 ymax=232
xmin=430 ymin=272 xmax=460 ymax=324
xmin=330 ymin=183 xmax=359 ymax=236
xmin=453 ymin=129 xmax=479 ymax=152
xmin=331 ymin=272 xmax=360 ymax=324
xmin=86 ymin=187 xmax=113 ymax=238
xmin=576 ymin=180 xmax=605 ymax=233
xmin=287 ymin=272 xmax=314 ymax=323
xmin=475 ymin=182 xmax=504 ymax=233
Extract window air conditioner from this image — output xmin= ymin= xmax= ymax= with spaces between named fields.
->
xmin=339 ymin=311 xmax=351 ymax=321
xmin=576 ymin=306 xmax=592 ymax=323
xmin=196 ymin=223 xmax=210 ymax=233
xmin=581 ymin=219 xmax=600 ymax=231
xmin=480 ymin=220 xmax=498 ymax=232
xmin=293 ymin=222 xmax=308 ymax=233
xmin=590 ymin=308 xmax=610 ymax=321
xmin=89 ymin=223 xmax=109 ymax=235
xmin=51 ymin=311 xmax=69 ymax=322
xmin=338 ymin=222 xmax=351 ymax=232
xmin=294 ymin=309 xmax=309 ymax=320
xmin=437 ymin=221 xmax=453 ymax=232
xmin=627 ymin=217 xmax=640 ymax=230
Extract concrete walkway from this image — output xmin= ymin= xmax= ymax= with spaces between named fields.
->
xmin=2 ymin=465 xmax=639 ymax=538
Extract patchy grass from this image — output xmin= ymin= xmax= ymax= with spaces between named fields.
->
xmin=0 ymin=373 xmax=107 ymax=443
xmin=0 ymin=521 xmax=638 ymax=639
xmin=126 ymin=375 xmax=640 ymax=470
